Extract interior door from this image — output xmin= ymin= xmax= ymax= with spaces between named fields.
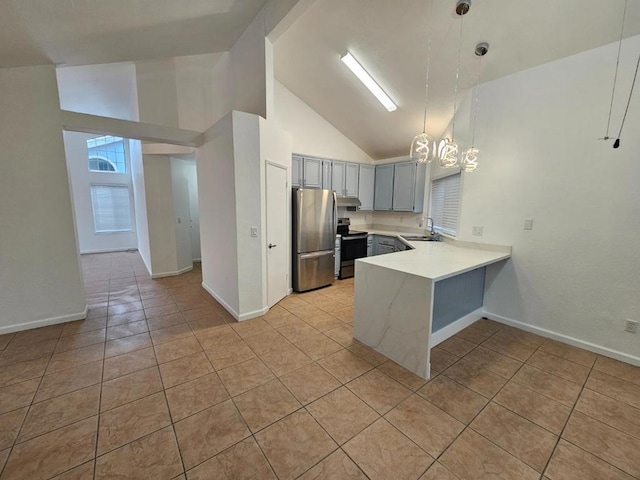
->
xmin=266 ymin=162 xmax=289 ymax=307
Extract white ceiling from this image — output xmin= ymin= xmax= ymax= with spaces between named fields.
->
xmin=274 ymin=0 xmax=640 ymax=159
xmin=0 ymin=0 xmax=268 ymax=67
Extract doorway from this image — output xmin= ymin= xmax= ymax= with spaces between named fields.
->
xmin=265 ymin=161 xmax=289 ymax=307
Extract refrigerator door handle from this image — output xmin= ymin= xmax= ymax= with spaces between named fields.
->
xmin=300 ymin=250 xmax=335 ymax=260
xmin=333 ymin=190 xmax=337 ymax=235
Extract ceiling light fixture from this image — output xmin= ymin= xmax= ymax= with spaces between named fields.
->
xmin=410 ymin=2 xmax=435 ymax=163
xmin=461 ymin=42 xmax=488 ymax=173
xmin=341 ymin=52 xmax=397 ymax=112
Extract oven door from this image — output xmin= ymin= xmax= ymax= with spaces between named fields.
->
xmin=340 ymin=235 xmax=368 ymax=279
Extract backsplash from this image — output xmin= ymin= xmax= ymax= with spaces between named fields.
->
xmin=338 ymin=209 xmax=429 ymax=234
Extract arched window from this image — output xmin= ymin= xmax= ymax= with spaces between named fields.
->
xmin=88 ymin=157 xmax=117 ymax=172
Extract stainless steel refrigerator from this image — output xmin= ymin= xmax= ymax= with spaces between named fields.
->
xmin=292 ymin=188 xmax=337 ymax=292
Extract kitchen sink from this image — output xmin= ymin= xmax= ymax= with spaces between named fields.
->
xmin=402 ymin=235 xmax=440 ymax=242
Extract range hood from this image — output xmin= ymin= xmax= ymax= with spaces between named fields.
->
xmin=336 ymin=197 xmax=362 ymax=208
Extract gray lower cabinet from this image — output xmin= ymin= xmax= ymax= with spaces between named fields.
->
xmin=292 ymin=155 xmax=303 ymax=187
xmin=358 ymin=165 xmax=375 ymax=211
xmin=374 ymin=235 xmax=396 ymax=255
xmin=374 ymin=164 xmax=394 ymax=210
xmin=303 ymin=157 xmax=323 ymax=189
xmin=367 ymin=234 xmax=373 ymax=256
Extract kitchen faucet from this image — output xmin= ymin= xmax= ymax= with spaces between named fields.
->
xmin=426 ymin=217 xmax=435 ymax=235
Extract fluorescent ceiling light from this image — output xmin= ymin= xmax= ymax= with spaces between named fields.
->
xmin=341 ymin=52 xmax=397 ymax=112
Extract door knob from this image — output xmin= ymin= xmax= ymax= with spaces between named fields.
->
xmin=268 ymin=243 xmax=277 ymax=249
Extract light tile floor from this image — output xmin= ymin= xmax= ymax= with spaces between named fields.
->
xmin=0 ymin=251 xmax=638 ymax=479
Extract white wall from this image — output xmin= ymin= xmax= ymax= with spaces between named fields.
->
xmin=460 ymin=36 xmax=640 ymax=363
xmin=0 ymin=66 xmax=86 ymax=330
xmin=130 ymin=139 xmax=151 ymax=273
xmin=63 ymin=131 xmax=138 ymax=253
xmin=135 ymin=59 xmax=179 ymax=127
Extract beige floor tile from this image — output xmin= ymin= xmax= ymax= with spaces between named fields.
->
xmin=481 ymin=333 xmax=536 ymax=362
xmin=146 ymin=313 xmax=186 ymax=331
xmin=149 ymin=323 xmax=193 ymax=346
xmin=455 ymin=325 xmax=495 ymax=344
xmin=317 ymin=349 xmax=373 ymax=384
xmin=419 ymin=462 xmax=460 ymax=480
xmin=586 ymin=369 xmax=640 ymax=409
xmin=343 ymin=418 xmax=433 ymax=480
xmin=186 ymin=436 xmax=275 ymax=480
xmin=19 ymin=384 xmax=100 ymax=443
xmin=545 ymin=439 xmax=635 ymax=480
xmin=280 ymin=363 xmax=340 ymax=405
xmin=145 ymin=303 xmax=179 ymax=318
xmin=575 ymin=388 xmax=640 ymax=440
xmin=255 ymin=410 xmax=337 ymax=480
xmin=2 ymin=416 xmax=98 ymax=480
xmin=101 ymin=366 xmax=163 ymax=412
xmin=105 ymin=332 xmax=152 ymax=359
xmin=527 ymin=350 xmax=590 ymax=385
xmin=593 ymin=355 xmax=640 ymax=387
xmin=234 ymin=379 xmax=301 ymax=432
xmin=10 ymin=325 xmax=63 ymax=347
xmin=437 ymin=336 xmax=476 ymax=357
xmin=229 ymin=318 xmax=272 ymax=339
xmin=108 ymin=301 xmax=143 ymax=317
xmin=158 ymin=351 xmax=214 ymax=389
xmin=141 ymin=295 xmax=175 ymax=309
xmin=217 ymin=358 xmax=276 ymax=397
xmin=278 ymin=322 xmax=320 ymax=344
xmin=294 ymin=333 xmax=343 ymax=361
xmin=444 ymin=359 xmax=508 ymax=398
xmin=102 ymin=347 xmax=157 ymax=381
xmin=98 ymin=391 xmax=171 ymax=455
xmin=61 ymin=318 xmax=107 ymax=338
xmin=417 ymin=375 xmax=488 ymax=424
xmin=165 ymin=372 xmax=229 ymax=422
xmin=259 ymin=343 xmax=312 ymax=377
xmin=243 ymin=329 xmax=290 ymax=355
xmin=512 ymin=364 xmax=582 ymax=407
xmin=306 ymin=386 xmax=379 ymax=445
xmin=154 ymin=336 xmax=202 ymax=364
xmin=46 ymin=343 xmax=104 ymax=373
xmin=562 ymin=410 xmax=640 ymax=477
xmin=303 ymin=313 xmax=344 ymax=332
xmin=539 ymin=339 xmax=597 ymax=368
xmin=497 ymin=327 xmax=546 ymax=348
xmin=471 ymin=402 xmax=557 ymax=472
xmin=262 ymin=306 xmax=299 ymax=328
xmin=95 ymin=426 xmax=183 ymax=480
xmin=106 ymin=320 xmax=149 ymax=341
xmin=439 ymin=428 xmax=539 ymax=480
xmin=377 ymin=361 xmax=427 ymax=391
xmin=462 ymin=346 xmax=523 ymax=379
xmin=51 ymin=460 xmax=95 ymax=479
xmin=0 ymin=339 xmax=57 ymax=367
xmin=174 ymin=399 xmax=250 ymax=470
xmin=385 ymin=394 xmax=464 ymax=457
xmin=298 ymin=449 xmax=367 ymax=480
xmin=195 ymin=325 xmax=241 ymax=347
xmin=0 ymin=406 xmax=28 ymax=449
xmin=494 ymin=380 xmax=571 ymax=434
xmin=186 ymin=314 xmax=230 ymax=332
xmin=323 ymin=325 xmax=355 ymax=347
xmin=0 ymin=356 xmax=49 ymax=388
xmin=347 ymin=342 xmax=388 ymax=367
xmin=35 ymin=361 xmax=103 ymax=403
xmin=54 ymin=329 xmax=106 ymax=353
xmin=429 ymin=347 xmax=459 ymax=374
xmin=347 ymin=369 xmax=412 ymax=414
xmin=204 ymin=340 xmax=256 ymax=370
xmin=107 ymin=310 xmax=147 ymax=327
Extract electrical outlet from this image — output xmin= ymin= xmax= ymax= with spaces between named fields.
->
xmin=524 ymin=218 xmax=534 ymax=230
xmin=472 ymin=226 xmax=483 ymax=236
xmin=625 ymin=319 xmax=638 ymax=334
xmin=250 ymin=226 xmax=258 ymax=237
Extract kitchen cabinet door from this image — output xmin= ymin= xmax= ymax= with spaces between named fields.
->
xmin=322 ymin=160 xmax=332 ymax=190
xmin=358 ymin=164 xmax=375 ymax=211
xmin=345 ymin=163 xmax=359 ymax=197
xmin=392 ymin=162 xmax=417 ymax=211
xmin=292 ymin=155 xmax=303 ymax=187
xmin=374 ymin=164 xmax=394 ymax=210
xmin=377 ymin=244 xmax=396 ymax=255
xmin=332 ymin=161 xmax=346 ymax=196
xmin=303 ymin=157 xmax=322 ymax=189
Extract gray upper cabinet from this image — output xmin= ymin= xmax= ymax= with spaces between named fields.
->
xmin=392 ymin=161 xmax=427 ymax=213
xmin=345 ymin=163 xmax=359 ymax=198
xmin=332 ymin=161 xmax=346 ymax=196
xmin=322 ymin=160 xmax=332 ymax=190
xmin=292 ymin=155 xmax=303 ymax=187
xmin=374 ymin=164 xmax=394 ymax=210
xmin=302 ymin=157 xmax=322 ymax=189
xmin=358 ymin=164 xmax=375 ymax=211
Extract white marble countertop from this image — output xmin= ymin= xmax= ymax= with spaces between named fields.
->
xmin=358 ymin=230 xmax=511 ymax=282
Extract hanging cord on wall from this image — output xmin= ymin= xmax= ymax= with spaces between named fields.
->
xmin=613 ymin=52 xmax=640 ymax=148
xmin=601 ymin=0 xmax=628 ymax=141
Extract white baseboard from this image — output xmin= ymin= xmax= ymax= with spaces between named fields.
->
xmin=80 ymin=247 xmax=137 ymax=255
xmin=0 ymin=305 xmax=88 ymax=335
xmin=430 ymin=308 xmax=484 ymax=347
xmin=200 ymin=282 xmax=267 ymax=322
xmin=151 ymin=265 xmax=193 ymax=279
xmin=484 ymin=311 xmax=640 ymax=367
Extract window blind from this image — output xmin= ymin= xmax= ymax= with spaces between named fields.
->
xmin=429 ymin=173 xmax=461 ymax=236
xmin=90 ymin=185 xmax=132 ymax=233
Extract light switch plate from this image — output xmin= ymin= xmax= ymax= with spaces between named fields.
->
xmin=524 ymin=218 xmax=534 ymax=230
xmin=472 ymin=226 xmax=483 ymax=236
xmin=250 ymin=226 xmax=258 ymax=237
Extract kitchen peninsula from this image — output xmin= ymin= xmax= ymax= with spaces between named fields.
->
xmin=353 ymin=236 xmax=511 ymax=379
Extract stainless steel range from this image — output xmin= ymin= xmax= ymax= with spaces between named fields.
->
xmin=336 ymin=218 xmax=368 ymax=279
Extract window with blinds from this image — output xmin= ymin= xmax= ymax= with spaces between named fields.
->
xmin=429 ymin=173 xmax=461 ymax=236
xmin=90 ymin=185 xmax=133 ymax=233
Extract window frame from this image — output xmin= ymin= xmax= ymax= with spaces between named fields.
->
xmin=428 ymin=170 xmax=462 ymax=237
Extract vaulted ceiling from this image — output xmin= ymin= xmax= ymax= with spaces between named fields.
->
xmin=274 ymin=0 xmax=640 ymax=159
xmin=0 ymin=0 xmax=268 ymax=67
